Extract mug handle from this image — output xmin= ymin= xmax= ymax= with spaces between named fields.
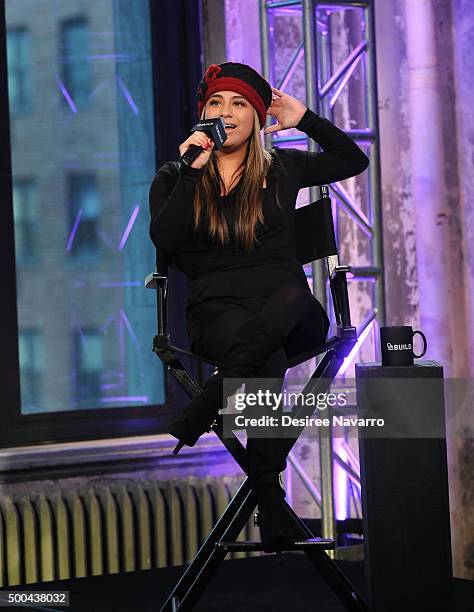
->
xmin=412 ymin=330 xmax=427 ymax=358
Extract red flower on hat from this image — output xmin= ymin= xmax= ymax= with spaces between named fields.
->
xmin=204 ymin=64 xmax=222 ymax=83
xmin=197 ymin=80 xmax=208 ymax=101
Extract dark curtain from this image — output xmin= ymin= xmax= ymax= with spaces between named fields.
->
xmin=150 ymin=0 xmax=211 ymax=409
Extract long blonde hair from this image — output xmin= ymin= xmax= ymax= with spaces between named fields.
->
xmin=193 ymin=108 xmax=281 ymax=251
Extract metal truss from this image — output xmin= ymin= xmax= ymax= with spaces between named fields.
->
xmin=259 ymin=0 xmax=384 ymax=556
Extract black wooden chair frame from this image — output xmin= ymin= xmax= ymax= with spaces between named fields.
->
xmin=146 ymin=186 xmax=367 ymax=611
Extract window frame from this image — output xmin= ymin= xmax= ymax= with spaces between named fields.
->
xmin=0 ymin=0 xmax=205 ymax=448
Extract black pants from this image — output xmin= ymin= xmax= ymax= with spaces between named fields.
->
xmin=189 ymin=282 xmax=330 ymax=491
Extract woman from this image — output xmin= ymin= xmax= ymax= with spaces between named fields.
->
xmin=149 ymin=62 xmax=368 ymax=551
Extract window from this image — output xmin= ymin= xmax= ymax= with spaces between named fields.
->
xmin=18 ymin=331 xmax=43 ymax=414
xmin=6 ymin=27 xmax=31 ymax=113
xmin=2 ymin=0 xmax=203 ymax=444
xmin=73 ymin=329 xmax=103 ymax=409
xmin=5 ymin=0 xmax=164 ymax=419
xmin=13 ymin=179 xmax=37 ymax=261
xmin=60 ymin=18 xmax=91 ymax=107
xmin=67 ymin=175 xmax=100 ymax=258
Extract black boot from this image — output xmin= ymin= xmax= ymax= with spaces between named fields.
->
xmin=167 ymin=375 xmax=222 ymax=447
xmin=168 ymin=315 xmax=284 ymax=449
xmin=257 ymin=482 xmax=300 ymax=553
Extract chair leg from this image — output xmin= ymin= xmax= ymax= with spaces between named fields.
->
xmin=159 ymin=478 xmax=256 ymax=612
xmin=159 ymin=347 xmax=367 ymax=611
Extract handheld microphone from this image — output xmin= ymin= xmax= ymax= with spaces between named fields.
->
xmin=179 ymin=117 xmax=227 ymax=167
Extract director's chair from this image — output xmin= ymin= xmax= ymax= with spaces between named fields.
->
xmin=145 ymin=185 xmax=367 ymax=611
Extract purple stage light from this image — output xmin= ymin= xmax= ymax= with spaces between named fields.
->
xmin=116 ymin=75 xmax=139 ymax=115
xmin=56 ymin=76 xmax=78 ymax=113
xmin=89 ymin=80 xmax=109 ymax=100
xmin=338 ymin=318 xmax=375 ymax=376
xmin=99 ymin=313 xmax=116 ymax=333
xmin=66 ymin=209 xmax=83 ymax=251
xmin=100 ymin=382 xmax=124 ymax=391
xmin=120 ymin=308 xmax=139 ymax=348
xmin=101 ymin=371 xmax=125 ymax=380
xmin=334 ymin=440 xmax=349 ymax=520
xmin=72 ymin=318 xmax=85 ymax=343
xmin=96 ymin=228 xmax=116 ymax=249
xmin=118 ymin=205 xmax=140 ymax=250
xmin=99 ymin=281 xmax=141 ymax=288
xmin=87 ymin=54 xmax=133 ymax=61
xmin=101 ymin=396 xmax=149 ymax=404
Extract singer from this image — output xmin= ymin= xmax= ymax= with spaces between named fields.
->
xmin=149 ymin=62 xmax=368 ymax=551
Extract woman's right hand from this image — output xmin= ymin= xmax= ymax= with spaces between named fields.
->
xmin=179 ymin=131 xmax=215 ymax=170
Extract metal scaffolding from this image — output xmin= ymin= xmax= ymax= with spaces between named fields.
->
xmin=259 ymin=0 xmax=384 ymax=556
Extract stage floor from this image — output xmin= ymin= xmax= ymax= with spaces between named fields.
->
xmin=10 ymin=553 xmax=473 ymax=611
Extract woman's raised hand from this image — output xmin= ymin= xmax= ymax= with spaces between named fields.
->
xmin=264 ymin=87 xmax=307 ymax=135
xmin=179 ymin=131 xmax=215 ymax=170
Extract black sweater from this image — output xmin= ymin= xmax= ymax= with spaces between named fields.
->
xmin=149 ymin=108 xmax=369 ymax=316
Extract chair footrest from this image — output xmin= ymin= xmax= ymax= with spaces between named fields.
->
xmin=215 ymin=538 xmax=334 ymax=553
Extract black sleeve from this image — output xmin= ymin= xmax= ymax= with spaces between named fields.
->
xmin=277 ymin=108 xmax=369 ymax=189
xmin=149 ymin=161 xmax=203 ymax=252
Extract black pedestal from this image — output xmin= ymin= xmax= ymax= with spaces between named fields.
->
xmin=355 ymin=361 xmax=453 ymax=612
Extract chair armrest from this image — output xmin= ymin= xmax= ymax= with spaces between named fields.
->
xmin=330 ymin=265 xmax=350 ymax=280
xmin=144 ymin=270 xmax=169 ymax=335
xmin=144 ymin=271 xmax=168 ymax=289
xmin=328 ymin=263 xmax=352 ymax=329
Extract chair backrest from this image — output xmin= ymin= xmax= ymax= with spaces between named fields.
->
xmin=156 ymin=187 xmax=337 ymax=272
xmin=294 ymin=191 xmax=337 ymax=265
xmin=156 ymin=248 xmax=178 ymax=275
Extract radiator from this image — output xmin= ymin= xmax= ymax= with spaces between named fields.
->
xmin=0 ymin=475 xmax=260 ymax=587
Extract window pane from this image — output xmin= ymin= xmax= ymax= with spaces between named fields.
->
xmin=67 ymin=174 xmax=100 ymax=257
xmin=74 ymin=329 xmax=103 ymax=409
xmin=13 ymin=179 xmax=37 ymax=261
xmin=6 ymin=27 xmax=32 ymax=112
xmin=6 ymin=1 xmax=164 ymax=414
xmin=60 ymin=18 xmax=91 ymax=107
xmin=18 ymin=331 xmax=43 ymax=413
